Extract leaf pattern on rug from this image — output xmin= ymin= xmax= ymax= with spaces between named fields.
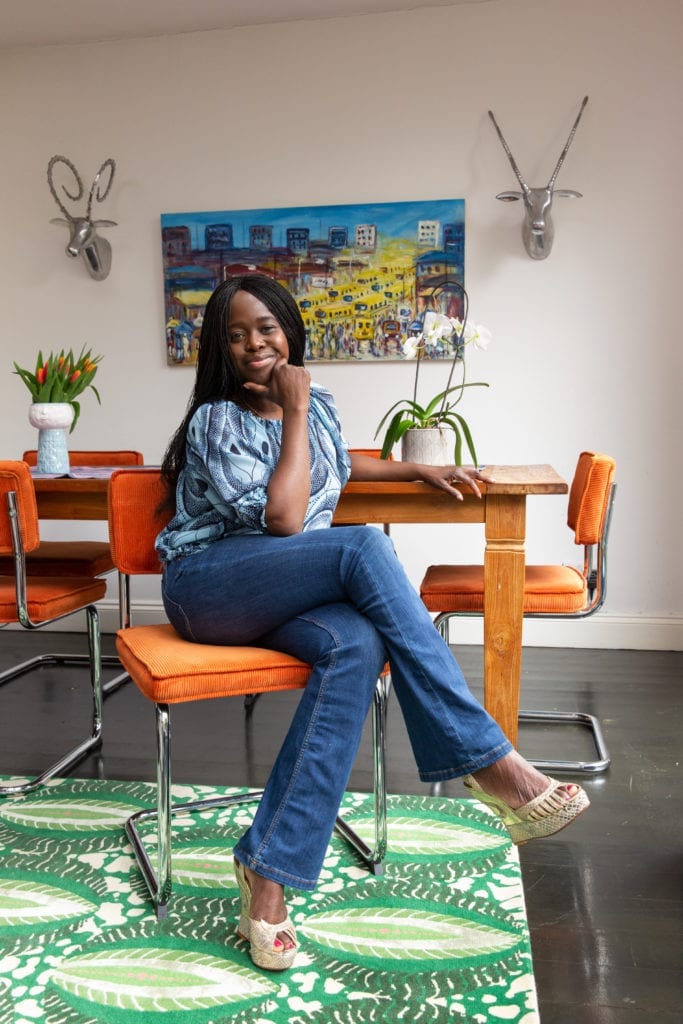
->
xmin=300 ymin=903 xmax=523 ymax=963
xmin=0 ymin=797 xmax=133 ymax=833
xmin=344 ymin=813 xmax=506 ymax=854
xmin=0 ymin=878 xmax=96 ymax=930
xmin=168 ymin=846 xmax=238 ymax=890
xmin=0 ymin=776 xmax=538 ymax=1024
xmin=50 ymin=946 xmax=278 ymax=1014
xmin=0 ymin=777 xmax=149 ymax=855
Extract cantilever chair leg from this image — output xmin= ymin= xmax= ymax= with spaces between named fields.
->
xmin=333 ymin=672 xmax=388 ymax=875
xmin=518 ymin=708 xmax=610 ymax=773
xmin=100 ymin=571 xmax=132 ymax=694
xmin=15 ymin=650 xmax=129 ymax=698
xmin=50 ymin=571 xmax=131 ymax=697
xmin=428 ymin=708 xmax=609 ymax=797
xmin=0 ymin=604 xmax=103 ymax=797
xmin=428 ymin=614 xmax=610 ymax=793
xmin=126 ymin=675 xmax=389 ymax=920
xmin=126 ymin=681 xmax=389 ymax=919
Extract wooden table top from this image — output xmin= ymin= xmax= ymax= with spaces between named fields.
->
xmin=342 ymin=464 xmax=568 ymax=495
xmin=32 ymin=465 xmax=567 ymax=522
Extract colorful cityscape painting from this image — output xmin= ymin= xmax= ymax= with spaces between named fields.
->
xmin=161 ymin=198 xmax=465 ymax=365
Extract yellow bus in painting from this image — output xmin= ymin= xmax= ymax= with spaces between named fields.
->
xmin=353 ymin=292 xmax=391 ymax=317
xmin=297 ymin=291 xmax=328 ymax=315
xmin=315 ymin=301 xmax=353 ymax=325
xmin=353 ymin=316 xmax=374 ymax=341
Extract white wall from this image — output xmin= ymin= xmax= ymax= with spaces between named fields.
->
xmin=1 ymin=0 xmax=681 ymax=648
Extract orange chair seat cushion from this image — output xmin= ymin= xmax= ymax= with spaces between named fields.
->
xmin=420 ymin=563 xmax=587 ymax=614
xmin=0 ymin=541 xmax=114 ymax=578
xmin=115 ymin=623 xmax=312 ymax=704
xmin=0 ymin=576 xmax=107 ymax=623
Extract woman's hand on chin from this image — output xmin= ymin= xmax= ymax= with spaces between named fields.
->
xmin=244 ymin=359 xmax=310 ymax=413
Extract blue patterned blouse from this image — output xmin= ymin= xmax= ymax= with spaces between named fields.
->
xmin=155 ymin=383 xmax=351 ymax=563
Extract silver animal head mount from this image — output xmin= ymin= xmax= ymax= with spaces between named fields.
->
xmin=488 ymin=96 xmax=589 ymax=260
xmin=47 ymin=155 xmax=117 ymax=281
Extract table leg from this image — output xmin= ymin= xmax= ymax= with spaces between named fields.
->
xmin=483 ymin=494 xmax=526 ymax=745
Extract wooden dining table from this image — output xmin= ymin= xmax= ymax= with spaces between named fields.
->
xmin=33 ymin=464 xmax=567 ymax=745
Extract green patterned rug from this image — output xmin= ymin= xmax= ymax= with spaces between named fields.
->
xmin=0 ymin=777 xmax=538 ymax=1024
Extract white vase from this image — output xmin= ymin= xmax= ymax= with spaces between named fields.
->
xmin=28 ymin=402 xmax=74 ymax=474
xmin=401 ymin=427 xmax=456 ymax=465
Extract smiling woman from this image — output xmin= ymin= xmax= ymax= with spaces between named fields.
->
xmin=151 ymin=274 xmax=589 ymax=972
xmin=228 ymin=291 xmax=305 ymax=416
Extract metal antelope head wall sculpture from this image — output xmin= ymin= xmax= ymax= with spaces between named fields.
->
xmin=488 ymin=96 xmax=589 ymax=260
xmin=47 ymin=156 xmax=117 ymax=281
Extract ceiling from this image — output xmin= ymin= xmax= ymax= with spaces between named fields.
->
xmin=0 ymin=0 xmax=497 ymax=51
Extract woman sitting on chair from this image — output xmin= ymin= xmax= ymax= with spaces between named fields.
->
xmin=156 ymin=275 xmax=589 ymax=972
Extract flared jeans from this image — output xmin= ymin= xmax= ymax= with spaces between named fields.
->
xmin=161 ymin=526 xmax=512 ymax=890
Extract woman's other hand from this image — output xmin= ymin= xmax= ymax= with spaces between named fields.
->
xmin=414 ymin=464 xmax=492 ymax=500
xmin=348 ymin=453 xmax=492 ymax=501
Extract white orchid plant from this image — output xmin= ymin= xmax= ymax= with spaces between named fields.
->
xmin=375 ymin=309 xmax=491 ymax=465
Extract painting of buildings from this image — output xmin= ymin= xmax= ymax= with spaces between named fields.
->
xmin=161 ymin=198 xmax=465 ymax=365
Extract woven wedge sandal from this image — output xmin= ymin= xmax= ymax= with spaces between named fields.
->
xmin=234 ymin=860 xmax=298 ymax=971
xmin=463 ymin=774 xmax=590 ymax=845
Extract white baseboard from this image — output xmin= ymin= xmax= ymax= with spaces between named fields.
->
xmin=6 ymin=600 xmax=683 ymax=652
xmin=438 ymin=614 xmax=683 ymax=651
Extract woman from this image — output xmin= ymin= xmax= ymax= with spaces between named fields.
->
xmin=157 ymin=275 xmax=589 ymax=971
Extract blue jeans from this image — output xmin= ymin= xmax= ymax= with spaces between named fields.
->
xmin=161 ymin=526 xmax=512 ymax=890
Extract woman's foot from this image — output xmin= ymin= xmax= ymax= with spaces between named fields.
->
xmin=234 ymin=860 xmax=297 ymax=970
xmin=471 ymin=749 xmax=579 ymax=807
xmin=465 ymin=750 xmax=589 ymax=844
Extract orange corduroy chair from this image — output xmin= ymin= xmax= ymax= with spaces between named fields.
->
xmin=0 ymin=461 xmax=104 ymax=796
xmin=0 ymin=450 xmax=145 ymax=694
xmin=420 ymin=451 xmax=616 ymax=774
xmin=0 ymin=449 xmax=144 ymax=583
xmin=108 ymin=468 xmax=389 ymax=918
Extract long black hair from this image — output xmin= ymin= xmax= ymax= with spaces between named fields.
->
xmin=160 ymin=274 xmax=306 ymax=504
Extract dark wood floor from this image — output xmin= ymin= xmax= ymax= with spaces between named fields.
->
xmin=1 ymin=630 xmax=681 ymax=1023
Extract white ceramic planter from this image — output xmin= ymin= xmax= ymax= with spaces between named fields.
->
xmin=28 ymin=402 xmax=74 ymax=474
xmin=400 ymin=427 xmax=455 ymax=465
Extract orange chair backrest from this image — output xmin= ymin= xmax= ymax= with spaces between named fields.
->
xmin=23 ymin=450 xmax=144 ymax=467
xmin=567 ymin=451 xmax=616 ymax=546
xmin=108 ymin=469 xmax=171 ymax=576
xmin=0 ymin=461 xmax=40 ymax=556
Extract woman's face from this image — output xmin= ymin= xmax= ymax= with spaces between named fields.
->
xmin=227 ymin=289 xmax=290 ymax=386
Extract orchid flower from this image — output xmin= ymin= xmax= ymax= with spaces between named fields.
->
xmin=402 ymin=335 xmax=423 ymax=360
xmin=375 ymin=295 xmax=491 ymax=465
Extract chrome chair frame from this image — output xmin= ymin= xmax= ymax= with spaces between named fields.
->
xmin=433 ymin=482 xmax=616 ymax=776
xmin=46 ymin=577 xmax=129 ymax=696
xmin=112 ymin=509 xmax=388 ymax=920
xmin=0 ymin=489 xmax=103 ymax=797
xmin=125 ymin=673 xmax=388 ymax=919
xmin=14 ymin=450 xmax=145 ymax=697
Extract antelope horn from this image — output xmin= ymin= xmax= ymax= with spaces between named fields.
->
xmin=488 ymin=110 xmax=530 ymax=194
xmin=547 ymin=95 xmax=589 ymax=189
xmin=86 ymin=158 xmax=116 ymax=220
xmin=47 ymin=155 xmax=84 ymax=221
